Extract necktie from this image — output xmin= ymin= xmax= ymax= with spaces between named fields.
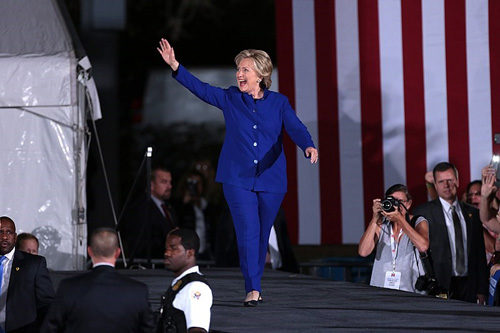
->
xmin=0 ymin=256 xmax=6 ymax=333
xmin=0 ymin=256 xmax=6 ymax=292
xmin=161 ymin=203 xmax=174 ymax=226
xmin=451 ymin=206 xmax=466 ymax=275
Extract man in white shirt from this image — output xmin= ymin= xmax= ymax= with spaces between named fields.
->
xmin=158 ymin=228 xmax=212 ymax=333
xmin=413 ymin=162 xmax=488 ymax=303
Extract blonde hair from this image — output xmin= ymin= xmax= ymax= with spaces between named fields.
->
xmin=234 ymin=49 xmax=273 ymax=89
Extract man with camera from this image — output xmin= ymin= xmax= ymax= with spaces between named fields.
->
xmin=359 ymin=184 xmax=429 ymax=292
xmin=413 ymin=162 xmax=488 ymax=303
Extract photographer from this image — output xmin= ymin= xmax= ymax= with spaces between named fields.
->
xmin=359 ymin=184 xmax=429 ymax=292
xmin=176 ymin=170 xmax=217 ymax=260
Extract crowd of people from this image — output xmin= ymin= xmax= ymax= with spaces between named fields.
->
xmin=0 ymin=215 xmax=211 ymax=332
xmin=359 ymin=161 xmax=500 ymax=305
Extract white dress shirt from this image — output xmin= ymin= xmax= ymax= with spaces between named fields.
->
xmin=92 ymin=262 xmax=115 ymax=268
xmin=0 ymin=247 xmax=15 ymax=330
xmin=171 ymin=265 xmax=212 ymax=331
xmin=439 ymin=197 xmax=468 ymax=276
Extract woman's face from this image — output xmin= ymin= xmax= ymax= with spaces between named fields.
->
xmin=391 ymin=191 xmax=412 ymax=211
xmin=236 ymin=58 xmax=261 ymax=94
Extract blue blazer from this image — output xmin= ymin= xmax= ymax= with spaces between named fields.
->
xmin=173 ymin=65 xmax=315 ymax=193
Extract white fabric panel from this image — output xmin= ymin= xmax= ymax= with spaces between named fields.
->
xmin=0 ymin=108 xmax=81 ymax=270
xmin=0 ymin=0 xmax=93 ymax=269
xmin=336 ymin=0 xmax=365 ymax=244
xmin=293 ymin=0 xmax=321 ymax=244
xmin=378 ymin=0 xmax=407 ymax=187
xmin=422 ymin=0 xmax=449 ymax=169
xmin=0 ymin=55 xmax=72 ymax=111
xmin=0 ymin=0 xmax=73 ymax=55
xmin=466 ymin=0 xmax=492 ymax=178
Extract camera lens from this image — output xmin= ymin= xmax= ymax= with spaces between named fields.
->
xmin=381 ymin=199 xmax=394 ymax=212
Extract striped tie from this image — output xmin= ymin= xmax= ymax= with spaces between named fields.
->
xmin=0 ymin=256 xmax=6 ymax=333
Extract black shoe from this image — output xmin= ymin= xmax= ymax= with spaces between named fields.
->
xmin=258 ymin=295 xmax=263 ymax=303
xmin=243 ymin=300 xmax=258 ymax=307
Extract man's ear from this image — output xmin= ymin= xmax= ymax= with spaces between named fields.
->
xmin=87 ymin=246 xmax=93 ymax=258
xmin=186 ymin=248 xmax=196 ymax=259
xmin=114 ymin=247 xmax=121 ymax=259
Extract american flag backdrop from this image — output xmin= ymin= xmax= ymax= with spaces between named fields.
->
xmin=275 ymin=0 xmax=500 ymax=245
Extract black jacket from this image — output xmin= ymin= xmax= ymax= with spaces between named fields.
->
xmin=40 ymin=265 xmax=154 ymax=333
xmin=413 ymin=199 xmax=488 ymax=301
xmin=6 ymin=250 xmax=55 ymax=333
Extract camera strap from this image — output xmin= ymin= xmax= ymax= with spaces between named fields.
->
xmin=390 ymin=226 xmax=403 ymax=272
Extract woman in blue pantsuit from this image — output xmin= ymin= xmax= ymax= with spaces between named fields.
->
xmin=158 ymin=38 xmax=318 ymax=306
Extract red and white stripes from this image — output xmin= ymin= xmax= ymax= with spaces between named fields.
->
xmin=276 ymin=0 xmax=500 ymax=245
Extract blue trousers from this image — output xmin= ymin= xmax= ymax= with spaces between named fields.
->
xmin=223 ymin=184 xmax=285 ymax=293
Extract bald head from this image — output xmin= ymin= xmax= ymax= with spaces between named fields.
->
xmin=89 ymin=228 xmax=119 ymax=259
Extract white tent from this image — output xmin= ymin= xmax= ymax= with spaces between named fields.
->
xmin=0 ymin=0 xmax=101 ymax=270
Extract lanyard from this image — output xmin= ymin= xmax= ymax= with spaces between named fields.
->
xmin=390 ymin=224 xmax=403 ymax=272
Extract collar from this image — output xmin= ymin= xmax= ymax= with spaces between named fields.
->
xmin=4 ymin=247 xmax=15 ymax=261
xmin=439 ymin=197 xmax=459 ymax=212
xmin=93 ymin=262 xmax=115 ymax=268
xmin=261 ymin=89 xmax=271 ymax=100
xmin=245 ymin=88 xmax=271 ymax=101
xmin=171 ymin=265 xmax=200 ymax=286
xmin=151 ymin=195 xmax=164 ymax=207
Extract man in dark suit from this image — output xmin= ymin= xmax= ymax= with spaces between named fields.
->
xmin=0 ymin=216 xmax=55 ymax=333
xmin=122 ymin=167 xmax=178 ymax=261
xmin=41 ymin=228 xmax=154 ymax=333
xmin=413 ymin=162 xmax=488 ymax=303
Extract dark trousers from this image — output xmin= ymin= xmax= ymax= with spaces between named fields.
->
xmin=223 ymin=183 xmax=284 ymax=293
xmin=449 ymin=276 xmax=472 ymax=302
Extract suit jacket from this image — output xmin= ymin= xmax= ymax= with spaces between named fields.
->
xmin=41 ymin=265 xmax=154 ymax=333
xmin=173 ymin=65 xmax=315 ymax=193
xmin=413 ymin=199 xmax=488 ymax=301
xmin=121 ymin=195 xmax=177 ymax=260
xmin=6 ymin=250 xmax=55 ymax=333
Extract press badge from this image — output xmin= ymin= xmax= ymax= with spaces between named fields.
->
xmin=384 ymin=271 xmax=401 ymax=289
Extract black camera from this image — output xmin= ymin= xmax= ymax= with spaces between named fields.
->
xmin=414 ymin=250 xmax=446 ymax=297
xmin=415 ymin=274 xmax=441 ymax=296
xmin=381 ymin=196 xmax=400 ymax=212
xmin=186 ymin=178 xmax=199 ymax=197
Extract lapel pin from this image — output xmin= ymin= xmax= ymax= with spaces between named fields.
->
xmin=15 ymin=267 xmax=19 ymax=271
xmin=468 ymin=213 xmax=472 ymax=218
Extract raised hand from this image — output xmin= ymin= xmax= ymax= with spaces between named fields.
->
xmin=372 ymin=199 xmax=383 ymax=220
xmin=482 ymin=165 xmax=496 ymax=183
xmin=157 ymin=38 xmax=179 ymax=71
xmin=424 ymin=171 xmax=434 ymax=184
xmin=482 ymin=172 xmax=498 ymax=198
xmin=305 ymin=147 xmax=318 ymax=164
xmin=381 ymin=207 xmax=404 ymax=224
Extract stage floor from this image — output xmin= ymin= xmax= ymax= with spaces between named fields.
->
xmin=51 ymin=268 xmax=500 ymax=332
